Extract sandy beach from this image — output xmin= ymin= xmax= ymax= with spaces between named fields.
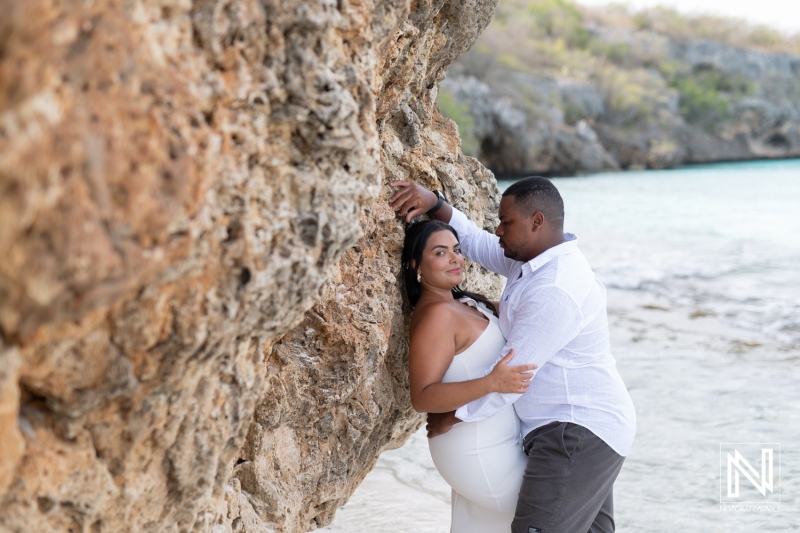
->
xmin=325 ymin=287 xmax=800 ymax=531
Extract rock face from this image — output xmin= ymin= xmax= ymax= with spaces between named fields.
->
xmin=0 ymin=1 xmax=503 ymax=532
xmin=441 ymin=15 xmax=800 ymax=176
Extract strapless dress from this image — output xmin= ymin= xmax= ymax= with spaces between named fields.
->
xmin=427 ymin=298 xmax=527 ymax=532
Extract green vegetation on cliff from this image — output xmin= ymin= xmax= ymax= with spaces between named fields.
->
xmin=436 ymin=90 xmax=480 ymax=155
xmin=439 ymin=0 xmax=800 ymax=174
xmin=457 ymin=0 xmax=795 ymax=128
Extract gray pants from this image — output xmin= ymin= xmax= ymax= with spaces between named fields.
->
xmin=512 ymin=422 xmax=625 ymax=533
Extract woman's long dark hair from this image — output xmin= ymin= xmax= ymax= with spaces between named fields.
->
xmin=401 ymin=220 xmax=498 ymax=316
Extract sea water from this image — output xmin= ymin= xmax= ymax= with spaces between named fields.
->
xmin=551 ymin=159 xmax=800 ymax=350
xmin=548 ymin=159 xmax=800 ymax=531
xmin=325 ymin=159 xmax=800 ymax=532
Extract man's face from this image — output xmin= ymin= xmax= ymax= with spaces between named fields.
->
xmin=495 ymin=196 xmax=533 ymax=261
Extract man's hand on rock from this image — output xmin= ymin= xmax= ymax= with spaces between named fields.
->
xmin=389 ymin=181 xmax=440 ymax=223
xmin=425 ymin=411 xmax=460 ymax=438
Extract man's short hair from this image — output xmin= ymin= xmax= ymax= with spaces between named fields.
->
xmin=502 ymin=176 xmax=564 ymax=227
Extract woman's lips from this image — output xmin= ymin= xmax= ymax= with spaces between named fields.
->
xmin=448 ymin=268 xmax=461 ymax=274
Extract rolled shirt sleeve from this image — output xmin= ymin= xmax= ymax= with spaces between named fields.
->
xmin=447 ymin=207 xmax=518 ymax=278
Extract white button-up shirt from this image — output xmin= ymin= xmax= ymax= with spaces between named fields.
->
xmin=449 ymin=207 xmax=636 ymax=456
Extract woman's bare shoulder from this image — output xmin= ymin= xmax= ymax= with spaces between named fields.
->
xmin=409 ymin=300 xmax=457 ymax=336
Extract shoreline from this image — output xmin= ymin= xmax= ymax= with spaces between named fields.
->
xmin=324 ymin=287 xmax=798 ymax=531
xmin=495 ymin=156 xmax=800 ymax=181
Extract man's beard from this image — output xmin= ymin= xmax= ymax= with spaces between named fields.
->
xmin=501 ymin=246 xmax=518 ymax=260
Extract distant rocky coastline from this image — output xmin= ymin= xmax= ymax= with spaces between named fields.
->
xmin=438 ymin=1 xmax=800 ymax=176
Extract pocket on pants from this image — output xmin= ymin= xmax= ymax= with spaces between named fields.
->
xmin=558 ymin=422 xmax=585 ymax=459
xmin=522 ymin=421 xmax=562 ymax=456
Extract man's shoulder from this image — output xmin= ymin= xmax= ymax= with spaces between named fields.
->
xmin=517 ymin=267 xmax=586 ymax=311
xmin=533 ymin=253 xmax=594 ymax=286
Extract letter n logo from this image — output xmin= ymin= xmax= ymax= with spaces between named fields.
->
xmin=720 ymin=443 xmax=781 ymax=503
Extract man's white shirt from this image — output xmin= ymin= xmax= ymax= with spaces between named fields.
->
xmin=449 ymin=207 xmax=636 ymax=456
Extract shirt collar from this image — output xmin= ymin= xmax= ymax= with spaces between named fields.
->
xmin=522 ymin=233 xmax=578 ymax=275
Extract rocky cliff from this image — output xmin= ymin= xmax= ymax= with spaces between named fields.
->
xmin=0 ymin=1 xmax=503 ymax=531
xmin=439 ymin=0 xmax=800 ymax=176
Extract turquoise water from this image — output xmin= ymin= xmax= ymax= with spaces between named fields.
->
xmin=502 ymin=158 xmax=800 ymax=349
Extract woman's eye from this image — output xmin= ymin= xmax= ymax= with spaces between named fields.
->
xmin=455 ymin=249 xmax=462 ymax=254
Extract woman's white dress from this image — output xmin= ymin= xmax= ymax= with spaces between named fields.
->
xmin=427 ymin=299 xmax=527 ymax=532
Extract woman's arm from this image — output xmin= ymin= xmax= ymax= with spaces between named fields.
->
xmin=408 ymin=305 xmax=535 ymax=413
xmin=412 ymin=350 xmax=530 ymax=413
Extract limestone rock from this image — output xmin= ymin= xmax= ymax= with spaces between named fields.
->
xmin=0 ymin=345 xmax=24 ymax=497
xmin=441 ymin=74 xmax=620 ymax=176
xmin=0 ymin=0 xmax=502 ymax=532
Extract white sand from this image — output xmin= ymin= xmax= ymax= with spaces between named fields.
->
xmin=324 ymin=288 xmax=800 ymax=531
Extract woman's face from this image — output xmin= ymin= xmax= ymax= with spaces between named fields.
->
xmin=417 ymin=230 xmax=464 ymax=289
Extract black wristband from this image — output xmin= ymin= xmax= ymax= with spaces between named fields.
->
xmin=427 ymin=190 xmax=446 ymax=214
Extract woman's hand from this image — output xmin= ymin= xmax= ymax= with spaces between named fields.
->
xmin=486 ymin=350 xmax=537 ymax=394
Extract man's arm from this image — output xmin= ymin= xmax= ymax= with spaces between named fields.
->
xmin=455 ymin=285 xmax=583 ymax=423
xmin=426 ymin=411 xmax=460 ymax=438
xmin=389 ymin=181 xmax=518 ymax=277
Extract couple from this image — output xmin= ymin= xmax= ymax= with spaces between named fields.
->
xmin=390 ymin=177 xmax=636 ymax=533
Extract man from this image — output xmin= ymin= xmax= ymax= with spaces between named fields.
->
xmin=390 ymin=177 xmax=636 ymax=533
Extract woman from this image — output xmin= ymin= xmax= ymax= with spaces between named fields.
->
xmin=401 ymin=220 xmax=533 ymax=532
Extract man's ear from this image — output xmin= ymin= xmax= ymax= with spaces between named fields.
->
xmin=530 ymin=211 xmax=545 ymax=231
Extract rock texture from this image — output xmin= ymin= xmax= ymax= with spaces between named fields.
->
xmin=441 ymin=12 xmax=800 ymax=176
xmin=0 ymin=0 xmax=503 ymax=532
